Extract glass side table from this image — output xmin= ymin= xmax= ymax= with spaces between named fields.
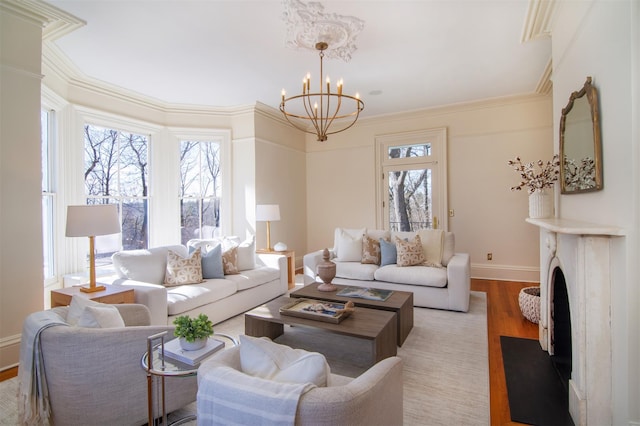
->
xmin=141 ymin=331 xmax=238 ymax=426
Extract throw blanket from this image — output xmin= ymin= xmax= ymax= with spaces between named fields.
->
xmin=17 ymin=310 xmax=68 ymax=426
xmin=197 ymin=366 xmax=315 ymax=426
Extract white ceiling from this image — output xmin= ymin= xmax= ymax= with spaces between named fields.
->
xmin=44 ymin=0 xmax=551 ymax=118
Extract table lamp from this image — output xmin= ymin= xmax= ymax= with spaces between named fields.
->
xmin=256 ymin=204 xmax=280 ymax=251
xmin=66 ymin=204 xmax=121 ymax=293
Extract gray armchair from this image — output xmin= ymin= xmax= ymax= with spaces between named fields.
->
xmin=197 ymin=345 xmax=404 ymax=425
xmin=37 ymin=304 xmax=196 ymax=426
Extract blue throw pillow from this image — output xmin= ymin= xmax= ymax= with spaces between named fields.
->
xmin=379 ymin=238 xmax=397 ymax=266
xmin=191 ymin=244 xmax=224 ymax=279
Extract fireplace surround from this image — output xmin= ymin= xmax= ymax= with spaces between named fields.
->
xmin=527 ymin=218 xmax=624 ymax=426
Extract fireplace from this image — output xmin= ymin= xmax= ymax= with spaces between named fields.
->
xmin=527 ymin=218 xmax=624 ymax=426
xmin=550 ymin=267 xmax=571 ymax=394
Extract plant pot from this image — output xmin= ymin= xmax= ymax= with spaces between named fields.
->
xmin=518 ymin=286 xmax=540 ymax=324
xmin=528 ymin=189 xmax=553 ymax=219
xmin=179 ymin=337 xmax=207 ymax=351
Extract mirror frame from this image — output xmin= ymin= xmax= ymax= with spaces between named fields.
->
xmin=559 ymin=76 xmax=603 ymax=194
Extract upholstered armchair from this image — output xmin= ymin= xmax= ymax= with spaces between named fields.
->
xmin=35 ymin=304 xmax=197 ymax=426
xmin=197 ymin=343 xmax=404 ymax=425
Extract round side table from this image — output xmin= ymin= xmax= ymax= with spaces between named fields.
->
xmin=141 ymin=331 xmax=238 ymax=425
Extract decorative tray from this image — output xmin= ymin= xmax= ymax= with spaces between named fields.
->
xmin=279 ymin=298 xmax=355 ymax=324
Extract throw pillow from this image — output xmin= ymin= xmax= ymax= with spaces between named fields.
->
xmin=333 ymin=227 xmax=365 ymax=259
xmin=335 ymin=229 xmax=363 ymax=262
xmin=77 ymin=305 xmax=125 ymax=328
xmin=361 ymin=234 xmax=381 ymax=265
xmin=238 ymin=335 xmax=330 ymax=387
xmin=417 ymin=229 xmax=444 ymax=267
xmin=201 ymin=244 xmax=224 ymax=279
xmin=67 ymin=295 xmax=103 ymax=326
xmin=379 ymin=238 xmax=398 ymax=266
xmin=222 ymin=245 xmax=240 ymax=275
xmin=164 ymin=248 xmax=204 ymax=286
xmin=236 ymin=235 xmax=256 ymax=271
xmin=396 ymin=235 xmax=426 ymax=267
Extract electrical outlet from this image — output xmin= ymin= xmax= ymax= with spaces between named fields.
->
xmin=487 ymin=253 xmax=493 ymax=261
xmin=448 ymin=209 xmax=455 ymax=217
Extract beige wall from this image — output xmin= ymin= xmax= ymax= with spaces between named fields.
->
xmin=254 ymin=109 xmax=307 ymax=268
xmin=305 ymin=94 xmax=554 ymax=282
xmin=551 ymin=1 xmax=639 ymax=423
xmin=0 ymin=6 xmax=47 ymax=370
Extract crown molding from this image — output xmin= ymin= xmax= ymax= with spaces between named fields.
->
xmin=0 ymin=0 xmax=84 ymax=40
xmin=535 ymin=58 xmax=553 ymax=95
xmin=357 ymin=92 xmax=552 ymax=127
xmin=43 ymin=43 xmax=256 ymax=118
xmin=521 ymin=0 xmax=556 ymax=42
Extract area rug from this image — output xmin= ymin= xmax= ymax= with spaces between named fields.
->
xmin=500 ymin=336 xmax=574 ymax=426
xmin=0 ymin=291 xmax=489 ymax=426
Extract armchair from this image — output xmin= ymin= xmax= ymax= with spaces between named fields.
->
xmin=197 ymin=345 xmax=403 ymax=425
xmin=35 ymin=304 xmax=197 ymax=426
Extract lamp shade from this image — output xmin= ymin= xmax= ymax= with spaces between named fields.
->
xmin=65 ymin=204 xmax=121 ymax=237
xmin=256 ymin=204 xmax=280 ymax=222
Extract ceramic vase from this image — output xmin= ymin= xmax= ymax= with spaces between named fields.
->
xmin=528 ymin=189 xmax=553 ymax=219
xmin=179 ymin=337 xmax=207 ymax=351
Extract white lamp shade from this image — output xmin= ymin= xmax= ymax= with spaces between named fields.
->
xmin=256 ymin=204 xmax=280 ymax=222
xmin=65 ymin=204 xmax=121 ymax=237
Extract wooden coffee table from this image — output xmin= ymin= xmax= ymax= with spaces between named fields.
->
xmin=245 ymin=296 xmax=397 ymax=363
xmin=291 ymin=283 xmax=414 ymax=346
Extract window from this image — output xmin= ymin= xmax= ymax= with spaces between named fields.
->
xmin=41 ymin=109 xmax=56 ymax=282
xmin=84 ymin=124 xmax=150 ymax=261
xmin=376 ymin=128 xmax=448 ymax=231
xmin=179 ymin=140 xmax=222 ymax=244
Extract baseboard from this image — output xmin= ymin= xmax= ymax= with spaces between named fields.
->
xmin=471 ymin=263 xmax=540 ymax=283
xmin=0 ymin=333 xmax=21 ymax=371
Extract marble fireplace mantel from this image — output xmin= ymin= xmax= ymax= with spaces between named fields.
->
xmin=527 ymin=217 xmax=624 ymax=426
xmin=526 ymin=217 xmax=626 ymax=237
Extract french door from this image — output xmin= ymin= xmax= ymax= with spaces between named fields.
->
xmin=376 ymin=128 xmax=447 ymax=231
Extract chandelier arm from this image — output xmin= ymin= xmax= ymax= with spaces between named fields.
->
xmin=302 ymin=93 xmax=323 ymax=137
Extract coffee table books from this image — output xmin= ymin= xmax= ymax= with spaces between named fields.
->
xmin=336 ymin=286 xmax=393 ymax=302
xmin=163 ymin=337 xmax=225 ymax=366
xmin=279 ymin=298 xmax=354 ymax=324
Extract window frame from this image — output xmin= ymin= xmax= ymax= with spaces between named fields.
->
xmin=375 ymin=128 xmax=448 ymax=231
xmin=171 ymin=127 xmax=232 ymax=241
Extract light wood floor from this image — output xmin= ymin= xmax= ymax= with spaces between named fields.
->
xmin=471 ymin=278 xmax=540 ymax=426
xmin=0 ymin=278 xmax=538 ymax=425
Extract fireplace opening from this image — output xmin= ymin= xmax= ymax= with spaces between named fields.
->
xmin=551 ymin=267 xmax=572 ymax=393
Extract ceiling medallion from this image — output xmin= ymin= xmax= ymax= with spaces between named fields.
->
xmin=282 ymin=0 xmax=365 ymax=62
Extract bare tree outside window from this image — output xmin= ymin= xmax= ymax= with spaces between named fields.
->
xmin=388 ymin=144 xmax=433 ymax=232
xmin=179 ymin=140 xmax=221 ymax=244
xmin=84 ymin=124 xmax=149 ymax=259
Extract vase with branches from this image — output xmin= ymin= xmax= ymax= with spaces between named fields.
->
xmin=507 ymin=154 xmax=560 ymax=194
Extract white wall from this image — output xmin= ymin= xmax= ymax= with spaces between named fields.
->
xmin=551 ymin=1 xmax=638 ymax=423
xmin=0 ymin=6 xmax=47 ymax=370
xmin=305 ymin=94 xmax=554 ymax=282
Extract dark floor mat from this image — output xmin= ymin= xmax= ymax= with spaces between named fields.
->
xmin=500 ymin=336 xmax=574 ymax=426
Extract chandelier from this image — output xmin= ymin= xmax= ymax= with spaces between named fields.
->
xmin=280 ymin=42 xmax=365 ymax=142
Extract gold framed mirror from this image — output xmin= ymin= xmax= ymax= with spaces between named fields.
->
xmin=559 ymin=76 xmax=603 ymax=193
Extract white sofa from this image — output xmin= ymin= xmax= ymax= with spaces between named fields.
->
xmin=108 ymin=239 xmax=288 ymax=325
xmin=303 ymin=228 xmax=470 ymax=312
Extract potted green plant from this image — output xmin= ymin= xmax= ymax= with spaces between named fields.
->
xmin=173 ymin=313 xmax=214 ymax=351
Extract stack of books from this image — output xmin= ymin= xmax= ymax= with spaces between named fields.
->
xmin=163 ymin=337 xmax=225 ymax=366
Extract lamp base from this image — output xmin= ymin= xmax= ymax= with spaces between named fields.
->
xmin=80 ymin=284 xmax=106 ymax=293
